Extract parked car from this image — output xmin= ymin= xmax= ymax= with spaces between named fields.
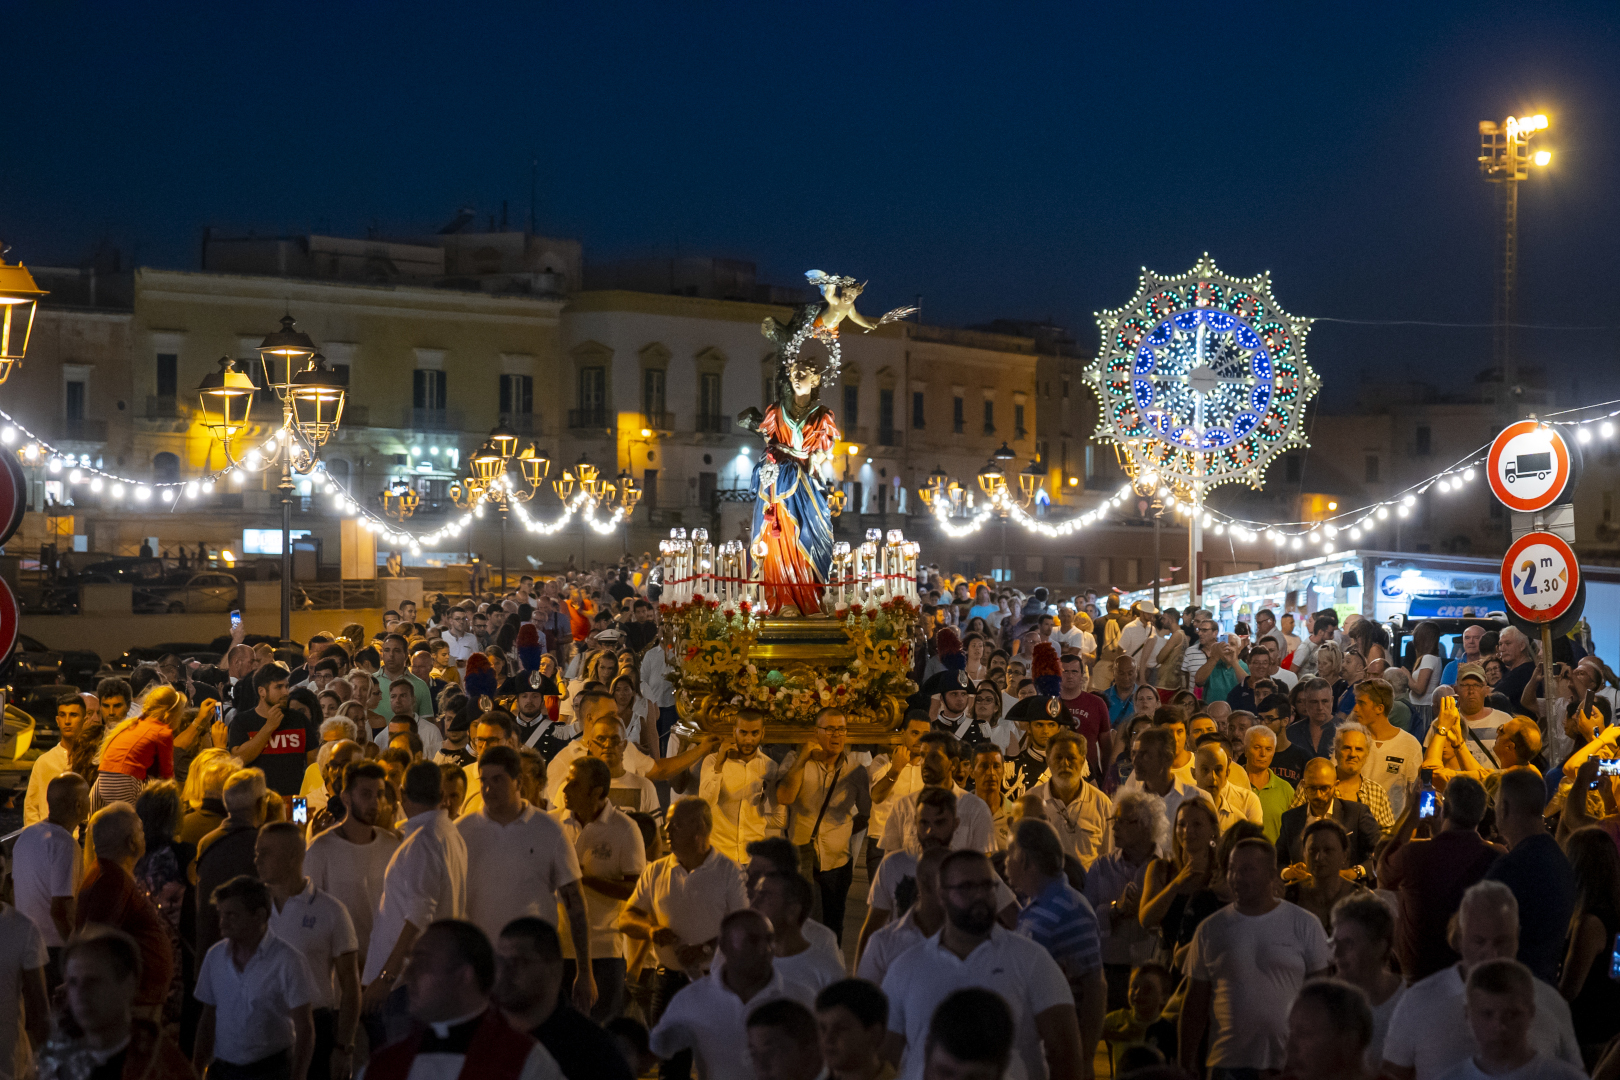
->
xmin=11 ymin=635 xmax=100 ymax=691
xmin=137 ymin=571 xmax=243 ymax=614
xmin=7 ymin=638 xmax=61 ymax=689
xmin=113 ymin=642 xmax=222 ymax=673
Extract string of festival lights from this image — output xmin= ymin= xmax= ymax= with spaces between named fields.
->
xmin=9 ymin=393 xmax=1620 ymax=553
xmin=0 ymin=405 xmax=615 ymax=552
xmin=932 ymin=396 xmax=1620 ymax=551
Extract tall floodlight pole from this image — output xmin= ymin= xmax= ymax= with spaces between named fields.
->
xmin=1478 ymin=113 xmax=1551 ymax=405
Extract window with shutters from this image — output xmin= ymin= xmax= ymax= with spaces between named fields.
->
xmin=414 ymin=369 xmax=447 ymax=411
xmin=500 ymin=374 xmax=533 ymax=416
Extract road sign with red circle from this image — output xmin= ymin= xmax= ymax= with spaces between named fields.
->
xmin=0 ymin=577 xmax=19 ymax=673
xmin=0 ymin=452 xmax=25 ymax=547
xmin=1488 ymin=421 xmax=1576 ymax=513
xmin=1501 ymin=531 xmax=1581 ymax=623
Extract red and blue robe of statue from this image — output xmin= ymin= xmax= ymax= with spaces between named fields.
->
xmin=752 ymin=403 xmax=838 ymax=615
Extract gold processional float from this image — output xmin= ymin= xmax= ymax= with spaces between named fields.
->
xmin=661 ymin=271 xmax=923 ymax=744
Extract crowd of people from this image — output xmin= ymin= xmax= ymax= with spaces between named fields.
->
xmin=4 ymin=562 xmax=1620 ymax=1080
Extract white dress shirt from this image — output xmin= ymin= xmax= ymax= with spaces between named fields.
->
xmin=879 ymin=786 xmax=995 ymax=856
xmin=626 ymin=848 xmax=748 ymax=976
xmin=195 ymin=930 xmax=321 ymax=1066
xmin=11 ymin=820 xmax=80 ymax=947
xmin=364 ymin=808 xmax=468 ymax=984
xmin=699 ymin=751 xmax=780 ymax=864
xmin=441 ymin=629 xmax=481 ymax=670
xmin=1026 ymin=779 xmax=1114 ymax=869
xmin=780 ymin=751 xmax=871 ymax=872
xmin=267 ymin=879 xmax=358 ymax=1011
xmin=868 ymin=758 xmax=923 ymax=843
xmin=649 ymin=966 xmax=816 ymax=1080
xmin=639 ymin=646 xmax=677 ymax=709
xmin=457 ymin=804 xmax=582 ymax=940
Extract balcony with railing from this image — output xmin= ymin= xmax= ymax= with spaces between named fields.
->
xmin=695 ymin=413 xmax=732 ymax=435
xmin=643 ymin=410 xmax=674 ymax=433
xmin=499 ymin=414 xmax=539 ymax=435
xmin=568 ymin=407 xmax=612 ymax=431
xmin=144 ymin=396 xmax=188 ymax=420
xmin=50 ymin=417 xmax=109 ymax=442
xmin=406 ymin=407 xmax=465 ymax=431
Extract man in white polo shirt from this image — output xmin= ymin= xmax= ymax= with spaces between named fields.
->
xmin=255 ymin=821 xmax=360 ymax=1080
xmin=881 ymin=850 xmax=1081 ymax=1080
xmin=620 ymin=797 xmax=748 ymax=1078
xmin=649 ymin=909 xmax=815 ymax=1080
xmin=456 ymin=745 xmax=595 ymax=1015
xmin=553 ymin=755 xmax=647 ymax=1024
xmin=194 ymin=874 xmax=321 ymax=1080
xmin=1025 ymin=731 xmax=1114 ymax=868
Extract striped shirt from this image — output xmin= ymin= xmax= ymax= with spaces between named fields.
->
xmin=1017 ymin=876 xmax=1102 ymax=977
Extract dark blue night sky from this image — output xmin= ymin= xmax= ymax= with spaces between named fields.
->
xmin=8 ymin=1 xmax=1620 ymax=407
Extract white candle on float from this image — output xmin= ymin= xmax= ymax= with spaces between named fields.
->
xmin=750 ymin=539 xmax=767 ymax=609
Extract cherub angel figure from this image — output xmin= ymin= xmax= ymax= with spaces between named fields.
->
xmin=762 ymin=270 xmax=918 ymax=353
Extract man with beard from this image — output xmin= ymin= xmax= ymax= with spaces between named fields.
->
xmin=877 ymin=732 xmax=993 ymax=857
xmin=1025 ymin=731 xmax=1114 ymax=869
xmin=857 ymin=787 xmax=1018 ymax=963
xmin=880 ymin=850 xmax=1082 ymax=1080
xmin=304 ymin=761 xmax=401 ymax=980
xmin=494 ymin=917 xmax=633 ymax=1080
xmin=698 ymin=709 xmax=779 ymax=864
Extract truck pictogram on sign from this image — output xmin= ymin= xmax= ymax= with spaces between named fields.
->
xmin=1505 ymin=452 xmax=1552 ymax=484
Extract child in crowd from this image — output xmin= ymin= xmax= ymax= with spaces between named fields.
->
xmin=1101 ymin=963 xmax=1177 ymax=1072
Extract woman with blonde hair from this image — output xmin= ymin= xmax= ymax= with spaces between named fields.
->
xmin=180 ymin=747 xmax=243 ymax=844
xmin=93 ymin=687 xmax=213 ymax=810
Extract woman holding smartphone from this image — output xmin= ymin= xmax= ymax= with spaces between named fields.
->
xmin=1139 ymin=798 xmax=1221 ymax=974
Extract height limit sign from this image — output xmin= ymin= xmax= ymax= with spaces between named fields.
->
xmin=1502 ymin=531 xmax=1580 ymax=624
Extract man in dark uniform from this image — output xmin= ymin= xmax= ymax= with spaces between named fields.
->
xmin=1004 ymin=696 xmax=1073 ymax=798
xmin=915 ymin=669 xmax=974 ymax=736
xmin=499 ymin=668 xmax=576 ymax=764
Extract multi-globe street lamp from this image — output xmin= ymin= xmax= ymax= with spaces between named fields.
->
xmin=197 ymin=314 xmax=347 ymax=641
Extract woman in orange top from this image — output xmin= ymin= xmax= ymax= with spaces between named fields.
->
xmin=95 ymin=687 xmax=213 ymax=810
xmin=564 ymin=585 xmax=594 ymax=642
